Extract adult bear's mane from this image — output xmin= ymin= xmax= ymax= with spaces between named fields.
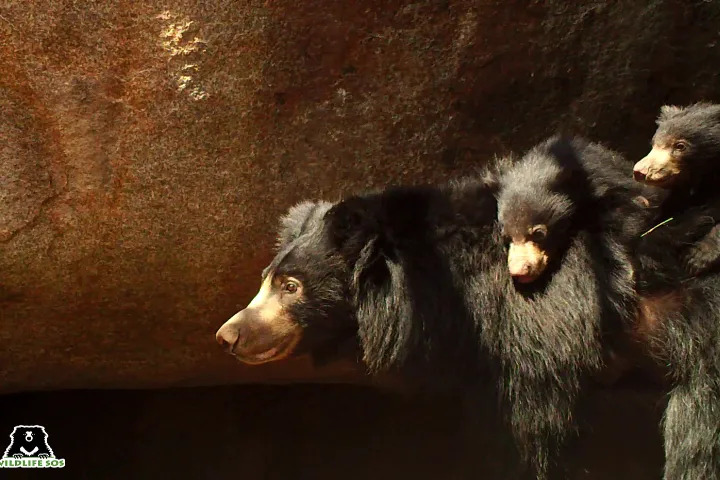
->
xmin=280 ymin=167 xmax=636 ymax=476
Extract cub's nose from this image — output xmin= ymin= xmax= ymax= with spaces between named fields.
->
xmin=509 ymin=262 xmax=531 ymax=277
xmin=633 ymin=168 xmax=647 ymax=182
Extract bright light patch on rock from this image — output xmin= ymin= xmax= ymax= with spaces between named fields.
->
xmin=157 ymin=11 xmax=209 ymax=101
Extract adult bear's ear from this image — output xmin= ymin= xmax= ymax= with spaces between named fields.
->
xmin=328 ymin=195 xmax=417 ymax=372
xmin=325 ymin=196 xmax=381 ymax=260
xmin=658 ymin=104 xmax=683 ymax=123
xmin=277 ymin=200 xmax=333 ymax=248
xmin=351 ymin=237 xmax=415 ymax=373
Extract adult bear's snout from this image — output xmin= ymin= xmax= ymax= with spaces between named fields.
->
xmin=215 ymin=307 xmax=303 ymax=365
xmin=215 ymin=310 xmax=246 ymax=353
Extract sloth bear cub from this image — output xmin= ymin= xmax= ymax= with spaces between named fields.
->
xmin=217 ymin=136 xmax=654 ymax=478
xmin=633 ymin=103 xmax=720 ymax=190
xmin=633 ymin=102 xmax=720 ymax=480
xmin=496 ymin=136 xmax=653 ymax=284
xmin=635 ymin=102 xmax=720 ymax=279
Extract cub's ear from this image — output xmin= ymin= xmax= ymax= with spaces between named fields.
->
xmin=699 ymin=102 xmax=720 ymax=122
xmin=277 ymin=201 xmax=333 ymax=248
xmin=658 ymin=105 xmax=684 ymax=123
xmin=546 ymin=136 xmax=584 ymax=188
xmin=547 ymin=136 xmax=580 ymax=167
xmin=481 ymin=155 xmax=513 ymax=196
xmin=351 ymin=238 xmax=414 ymax=373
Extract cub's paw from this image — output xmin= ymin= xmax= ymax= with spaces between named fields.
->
xmin=684 ymin=250 xmax=720 ymax=277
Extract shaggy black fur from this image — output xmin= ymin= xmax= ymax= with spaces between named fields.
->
xmin=490 ymin=136 xmax=657 ymax=473
xmin=634 ymin=103 xmax=720 ymax=480
xmin=652 ymin=103 xmax=720 ymax=191
xmin=658 ymin=283 xmax=720 ymax=480
xmin=495 ymin=136 xmax=657 ymax=284
xmin=638 ymin=103 xmax=720 ymax=283
xmin=263 ymin=137 xmax=653 ymax=478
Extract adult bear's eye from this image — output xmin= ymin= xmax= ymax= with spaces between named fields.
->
xmin=283 ymin=281 xmax=298 ymax=294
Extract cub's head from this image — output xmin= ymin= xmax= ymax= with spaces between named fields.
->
xmin=494 ymin=138 xmax=582 ymax=284
xmin=633 ymin=103 xmax=720 ymax=187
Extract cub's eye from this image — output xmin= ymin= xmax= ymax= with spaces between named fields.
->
xmin=673 ymin=141 xmax=687 ymax=152
xmin=530 ymin=225 xmax=547 ymax=243
xmin=282 ymin=281 xmax=298 ymax=294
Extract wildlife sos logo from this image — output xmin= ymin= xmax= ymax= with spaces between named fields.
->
xmin=0 ymin=425 xmax=65 ymax=469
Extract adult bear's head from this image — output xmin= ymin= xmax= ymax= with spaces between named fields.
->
xmin=215 ymin=192 xmax=431 ymax=370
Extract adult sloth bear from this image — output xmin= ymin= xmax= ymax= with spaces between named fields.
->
xmin=217 ymin=137 xmax=654 ymax=478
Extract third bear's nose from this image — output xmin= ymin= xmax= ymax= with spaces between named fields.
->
xmin=633 ymin=169 xmax=647 ymax=182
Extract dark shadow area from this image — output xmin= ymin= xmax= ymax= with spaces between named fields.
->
xmin=0 ymin=383 xmax=664 ymax=479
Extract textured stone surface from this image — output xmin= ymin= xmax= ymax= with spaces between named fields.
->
xmin=0 ymin=1 xmax=719 ymax=392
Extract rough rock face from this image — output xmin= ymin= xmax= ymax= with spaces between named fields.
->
xmin=0 ymin=1 xmax=719 ymax=393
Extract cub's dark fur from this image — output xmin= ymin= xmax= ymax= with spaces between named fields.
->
xmin=637 ymin=103 xmax=720 ymax=283
xmin=495 ymin=136 xmax=656 ymax=286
